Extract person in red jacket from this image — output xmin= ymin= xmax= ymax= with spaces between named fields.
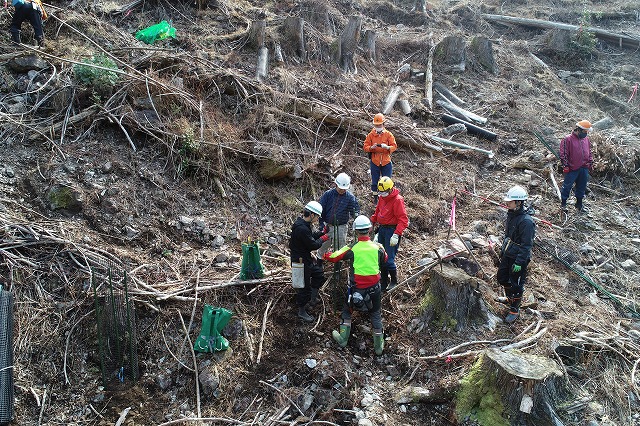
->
xmin=364 ymin=113 xmax=397 ymax=203
xmin=560 ymin=120 xmax=594 ymax=212
xmin=370 ymin=177 xmax=409 ymax=292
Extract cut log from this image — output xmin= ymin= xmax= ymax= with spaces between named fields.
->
xmin=339 ymin=16 xmax=362 ymax=72
xmin=455 ymin=349 xmax=566 ymax=425
xmin=435 ymin=35 xmax=466 ymax=71
xmin=469 ymin=36 xmax=498 ymax=74
xmin=592 ymin=116 xmax=614 ymax=130
xmin=274 ymin=43 xmax=284 ymax=63
xmin=382 ymin=86 xmax=403 ymax=115
xmin=433 ymin=82 xmax=466 ymax=106
xmin=398 ymin=99 xmax=412 ymax=116
xmin=429 ymin=135 xmax=494 ymax=158
xmin=364 ymin=29 xmax=377 ymax=63
xmin=396 ymin=385 xmax=457 ymax=405
xmin=247 ymin=20 xmax=266 ymax=49
xmin=482 ymin=13 xmax=640 ymax=50
xmin=441 ymin=114 xmax=497 ymax=141
xmin=283 ymin=17 xmax=306 ymax=60
xmin=436 ymin=99 xmax=487 ymax=125
xmin=256 ymin=47 xmax=269 ymax=82
xmin=424 ymin=45 xmax=435 ymax=110
xmin=421 ymin=264 xmax=494 ymax=331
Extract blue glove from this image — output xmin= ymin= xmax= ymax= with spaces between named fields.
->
xmin=512 ymin=264 xmax=521 ymax=273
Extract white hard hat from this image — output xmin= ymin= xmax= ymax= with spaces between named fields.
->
xmin=353 ymin=215 xmax=372 ymax=230
xmin=503 ymin=185 xmax=528 ymax=201
xmin=304 ymin=201 xmax=322 ymax=215
xmin=335 ymin=173 xmax=351 ymax=190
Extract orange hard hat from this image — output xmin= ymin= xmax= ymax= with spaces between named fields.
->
xmin=575 ymin=120 xmax=592 ymax=130
xmin=373 ymin=113 xmax=386 ymax=125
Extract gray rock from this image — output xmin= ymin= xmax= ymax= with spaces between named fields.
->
xmin=358 ymin=419 xmax=374 ymax=426
xmin=4 ymin=167 xmax=15 ymax=178
xmin=198 ymin=366 xmax=220 ymax=396
xmin=212 ymin=235 xmax=224 ymax=247
xmin=267 ymin=236 xmax=278 ymax=244
xmin=101 ymin=162 xmax=113 ymax=173
xmin=620 ymin=259 xmax=636 ymax=270
xmin=27 ymin=70 xmax=39 ymax=80
xmin=179 ymin=216 xmax=193 ymax=226
xmin=124 ymin=225 xmax=139 ymax=238
xmin=156 ymin=373 xmax=173 ymax=390
xmin=193 ymin=218 xmax=206 ymax=230
xmin=8 ymin=55 xmax=49 ymax=72
xmin=47 ymin=184 xmax=83 ymax=213
xmin=215 ymin=253 xmax=229 ymax=263
xmin=440 ymin=123 xmax=467 ymax=137
xmin=579 ymin=244 xmax=595 ymax=254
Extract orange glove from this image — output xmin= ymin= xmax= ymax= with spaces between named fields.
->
xmin=320 ymin=234 xmax=329 ymax=242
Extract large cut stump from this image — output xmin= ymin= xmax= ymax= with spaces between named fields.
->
xmin=456 ymin=349 xmax=566 ymax=425
xmin=283 ymin=17 xmax=306 ymax=60
xmin=421 ymin=264 xmax=496 ymax=331
xmin=339 ymin=16 xmax=362 ymax=72
xmin=469 ymin=36 xmax=498 ymax=74
xmin=435 ymin=35 xmax=466 ymax=72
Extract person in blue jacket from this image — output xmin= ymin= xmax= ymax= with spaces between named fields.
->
xmin=497 ymin=185 xmax=535 ymax=324
xmin=317 ymin=172 xmax=360 ymax=259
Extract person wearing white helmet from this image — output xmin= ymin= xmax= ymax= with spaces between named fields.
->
xmin=497 ymin=185 xmax=535 ymax=324
xmin=560 ymin=120 xmax=594 ymax=212
xmin=323 ymin=215 xmax=388 ymax=355
xmin=289 ymin=201 xmax=329 ymax=322
xmin=317 ymin=173 xmax=360 ymax=260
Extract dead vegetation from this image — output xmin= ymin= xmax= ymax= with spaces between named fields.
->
xmin=1 ymin=0 xmax=640 ymax=425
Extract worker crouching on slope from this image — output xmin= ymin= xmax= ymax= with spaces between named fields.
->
xmin=370 ymin=177 xmax=409 ymax=293
xmin=498 ymin=186 xmax=535 ymax=324
xmin=363 ymin=113 xmax=397 ymax=204
xmin=324 ymin=215 xmax=388 ymax=355
xmin=289 ymin=201 xmax=329 ymax=322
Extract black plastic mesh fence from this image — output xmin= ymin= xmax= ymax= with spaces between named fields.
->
xmin=92 ymin=268 xmax=139 ymax=389
xmin=535 ymin=237 xmax=580 ymax=266
xmin=0 ymin=287 xmax=14 ymax=423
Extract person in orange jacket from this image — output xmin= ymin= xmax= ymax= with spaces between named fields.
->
xmin=364 ymin=113 xmax=397 ymax=203
xmin=370 ymin=177 xmax=408 ymax=292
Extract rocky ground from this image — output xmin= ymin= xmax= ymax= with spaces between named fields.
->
xmin=1 ymin=0 xmax=640 ymax=425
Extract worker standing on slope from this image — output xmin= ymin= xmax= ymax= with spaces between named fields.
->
xmin=363 ymin=113 xmax=397 ymax=204
xmin=317 ymin=172 xmax=360 ymax=259
xmin=560 ymin=120 xmax=594 ymax=212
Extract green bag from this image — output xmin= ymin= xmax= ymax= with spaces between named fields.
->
xmin=193 ymin=306 xmax=233 ymax=353
xmin=135 ymin=20 xmax=176 ymax=45
xmin=240 ymin=241 xmax=264 ymax=280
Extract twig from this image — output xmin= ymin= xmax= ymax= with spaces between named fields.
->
xmin=37 ymin=387 xmax=47 ymax=426
xmin=259 ymin=380 xmax=305 ymax=417
xmin=114 ymin=407 xmax=131 ymax=426
xmin=257 ymin=299 xmax=273 ymax=364
xmin=177 ymin=310 xmax=201 ymax=418
xmin=64 ymin=310 xmax=94 ymax=385
xmin=499 ymin=327 xmax=548 ymax=351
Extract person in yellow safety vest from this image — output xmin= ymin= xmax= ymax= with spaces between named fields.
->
xmin=323 ymin=215 xmax=388 ymax=356
xmin=363 ymin=113 xmax=397 ymax=204
xmin=10 ymin=0 xmax=47 ymax=46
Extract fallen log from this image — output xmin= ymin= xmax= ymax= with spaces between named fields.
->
xmin=436 ymin=99 xmax=487 ymax=125
xmin=482 ymin=13 xmax=640 ymax=50
xmin=429 ymin=135 xmax=494 ymax=158
xmin=433 ymin=82 xmax=466 ymax=106
xmin=382 ymin=85 xmax=403 ymax=115
xmin=256 ymin=47 xmax=269 ymax=82
xmin=424 ymin=45 xmax=435 ymax=111
xmin=441 ymin=114 xmax=497 ymax=141
xmin=28 ymin=106 xmax=98 ymax=141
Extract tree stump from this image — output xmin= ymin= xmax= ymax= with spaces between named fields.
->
xmin=435 ymin=35 xmax=466 ymax=72
xmin=421 ymin=264 xmax=496 ymax=331
xmin=339 ymin=16 xmax=362 ymax=72
xmin=283 ymin=17 xmax=306 ymax=60
xmin=364 ymin=29 xmax=377 ymax=63
xmin=455 ymin=348 xmax=566 ymax=425
xmin=469 ymin=36 xmax=498 ymax=74
xmin=247 ymin=20 xmax=266 ymax=49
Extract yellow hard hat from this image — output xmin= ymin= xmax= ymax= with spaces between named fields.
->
xmin=377 ymin=176 xmax=394 ymax=192
xmin=373 ymin=113 xmax=386 ymax=125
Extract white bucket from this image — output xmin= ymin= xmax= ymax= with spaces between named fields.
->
xmin=291 ymin=262 xmax=305 ymax=289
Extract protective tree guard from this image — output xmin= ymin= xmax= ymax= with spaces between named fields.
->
xmin=0 ymin=285 xmax=14 ymax=424
xmin=194 ymin=306 xmax=233 ymax=353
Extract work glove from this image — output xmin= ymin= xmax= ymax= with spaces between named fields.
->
xmin=373 ymin=233 xmax=378 ymax=243
xmin=322 ymin=224 xmax=328 ymax=234
xmin=320 ymin=234 xmax=329 ymax=242
xmin=380 ymin=143 xmax=389 ymax=150
xmin=562 ymin=166 xmax=570 ymax=174
xmin=390 ymin=234 xmax=399 ymax=246
xmin=323 ymin=251 xmax=333 ymax=261
xmin=512 ymin=264 xmax=521 ymax=273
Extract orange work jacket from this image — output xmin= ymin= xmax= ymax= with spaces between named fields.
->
xmin=363 ymin=128 xmax=397 ymax=167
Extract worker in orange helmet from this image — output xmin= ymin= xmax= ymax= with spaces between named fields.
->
xmin=364 ymin=113 xmax=397 ymax=204
xmin=560 ymin=120 xmax=594 ymax=213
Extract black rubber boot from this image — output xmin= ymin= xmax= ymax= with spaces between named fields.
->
xmin=575 ymin=198 xmax=584 ymax=212
xmin=297 ymin=306 xmax=314 ymax=322
xmin=307 ymin=287 xmax=319 ymax=308
xmin=504 ymin=297 xmax=521 ymax=324
xmin=36 ymin=36 xmax=44 ymax=48
xmin=387 ymin=269 xmax=398 ymax=292
xmin=11 ymin=31 xmax=21 ymax=44
xmin=380 ymin=268 xmax=389 ymax=292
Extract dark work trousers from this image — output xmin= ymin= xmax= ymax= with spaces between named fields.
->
xmin=296 ymin=261 xmax=325 ymax=308
xmin=561 ymin=167 xmax=589 ymax=202
xmin=496 ymin=256 xmax=529 ymax=304
xmin=10 ymin=3 xmax=44 ymax=41
xmin=341 ymin=283 xmax=383 ymax=330
xmin=369 ymin=161 xmax=393 ymax=192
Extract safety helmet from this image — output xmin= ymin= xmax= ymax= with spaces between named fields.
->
xmin=503 ymin=185 xmax=528 ymax=201
xmin=373 ymin=113 xmax=386 ymax=125
xmin=575 ymin=120 xmax=592 ymax=130
xmin=335 ymin=172 xmax=351 ymax=190
xmin=353 ymin=215 xmax=372 ymax=230
xmin=377 ymin=176 xmax=394 ymax=192
xmin=304 ymin=201 xmax=323 ymax=215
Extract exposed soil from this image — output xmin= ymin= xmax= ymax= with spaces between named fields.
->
xmin=1 ymin=0 xmax=640 ymax=425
